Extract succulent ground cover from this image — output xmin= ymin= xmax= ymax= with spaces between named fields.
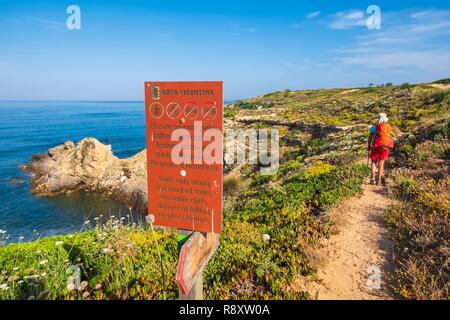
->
xmin=1 ymin=80 xmax=448 ymax=299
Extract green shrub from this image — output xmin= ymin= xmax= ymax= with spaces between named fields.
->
xmin=387 ymin=177 xmax=449 ymax=300
xmin=400 ymin=83 xmax=413 ymax=89
xmin=223 ymin=175 xmax=243 ymax=196
xmin=224 ymin=107 xmax=237 ymax=119
xmin=238 ymin=102 xmax=258 ymax=110
xmin=434 ymin=78 xmax=450 ymax=85
xmin=0 ymin=223 xmax=178 ymax=300
xmin=213 ymin=163 xmax=368 ymax=298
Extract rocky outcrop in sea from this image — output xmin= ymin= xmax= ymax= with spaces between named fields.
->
xmin=24 ymin=138 xmax=148 ymax=211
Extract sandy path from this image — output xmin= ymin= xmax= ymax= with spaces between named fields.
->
xmin=293 ymin=184 xmax=394 ymax=300
xmin=429 ymin=83 xmax=450 ymax=90
xmin=339 ymin=89 xmax=359 ymax=95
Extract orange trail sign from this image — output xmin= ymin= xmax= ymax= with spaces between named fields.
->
xmin=144 ymin=81 xmax=223 ymax=234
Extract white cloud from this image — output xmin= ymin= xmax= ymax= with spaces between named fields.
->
xmin=231 ymin=23 xmax=256 ymax=33
xmin=283 ymin=58 xmax=328 ymax=70
xmin=335 ymin=8 xmax=450 ymax=77
xmin=409 ymin=9 xmax=450 ymax=32
xmin=329 ymin=10 xmax=367 ymax=30
xmin=411 ymin=20 xmax=450 ymax=32
xmin=306 ymin=11 xmax=321 ymax=19
xmin=290 ymin=10 xmax=321 ymax=29
xmin=352 ymin=8 xmax=450 ymax=46
xmin=6 ymin=17 xmax=66 ymax=30
xmin=338 ymin=10 xmax=364 ymax=20
xmin=410 ymin=9 xmax=450 ymax=19
xmin=337 ymin=50 xmax=450 ymax=73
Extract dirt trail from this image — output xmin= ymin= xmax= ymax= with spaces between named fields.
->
xmin=429 ymin=83 xmax=450 ymax=90
xmin=293 ymin=184 xmax=394 ymax=300
xmin=339 ymin=89 xmax=359 ymax=95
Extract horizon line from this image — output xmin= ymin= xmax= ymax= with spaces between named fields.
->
xmin=0 ymin=99 xmax=237 ymax=103
xmin=0 ymin=78 xmax=444 ymax=103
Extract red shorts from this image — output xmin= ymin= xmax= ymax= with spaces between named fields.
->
xmin=370 ymin=146 xmax=390 ymax=161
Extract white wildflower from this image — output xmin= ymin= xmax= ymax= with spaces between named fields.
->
xmin=145 ymin=214 xmax=155 ymax=224
xmin=262 ymin=234 xmax=270 ymax=242
xmin=36 ymin=250 xmax=42 ymax=254
xmin=55 ymin=241 xmax=64 ymax=246
xmin=79 ymin=281 xmax=88 ymax=291
xmin=102 ymin=248 xmax=112 ymax=253
xmin=39 ymin=260 xmax=48 ymax=265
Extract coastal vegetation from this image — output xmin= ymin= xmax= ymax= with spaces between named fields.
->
xmin=1 ymin=80 xmax=448 ymax=299
xmin=386 ymin=120 xmax=449 ymax=299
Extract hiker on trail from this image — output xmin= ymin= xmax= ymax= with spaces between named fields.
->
xmin=367 ymin=113 xmax=394 ymax=185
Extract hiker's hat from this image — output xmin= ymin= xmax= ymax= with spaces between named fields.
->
xmin=377 ymin=112 xmax=388 ymax=124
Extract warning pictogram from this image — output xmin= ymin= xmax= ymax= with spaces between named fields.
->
xmin=166 ymin=102 xmax=182 ymax=119
xmin=149 ymin=102 xmax=164 ymax=119
xmin=202 ymin=102 xmax=218 ymax=120
xmin=183 ymin=102 xmax=199 ymax=120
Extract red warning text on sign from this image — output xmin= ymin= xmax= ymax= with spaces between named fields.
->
xmin=145 ymin=81 xmax=223 ymax=234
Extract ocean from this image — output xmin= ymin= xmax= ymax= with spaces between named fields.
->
xmin=0 ymin=100 xmax=232 ymax=243
xmin=0 ymin=101 xmax=148 ymax=243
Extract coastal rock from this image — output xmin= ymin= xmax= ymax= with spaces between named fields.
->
xmin=27 ymin=138 xmax=148 ymax=211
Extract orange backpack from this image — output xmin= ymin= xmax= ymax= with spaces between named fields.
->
xmin=374 ymin=123 xmax=394 ymax=149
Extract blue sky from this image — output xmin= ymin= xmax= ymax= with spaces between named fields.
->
xmin=0 ymin=0 xmax=449 ymax=100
